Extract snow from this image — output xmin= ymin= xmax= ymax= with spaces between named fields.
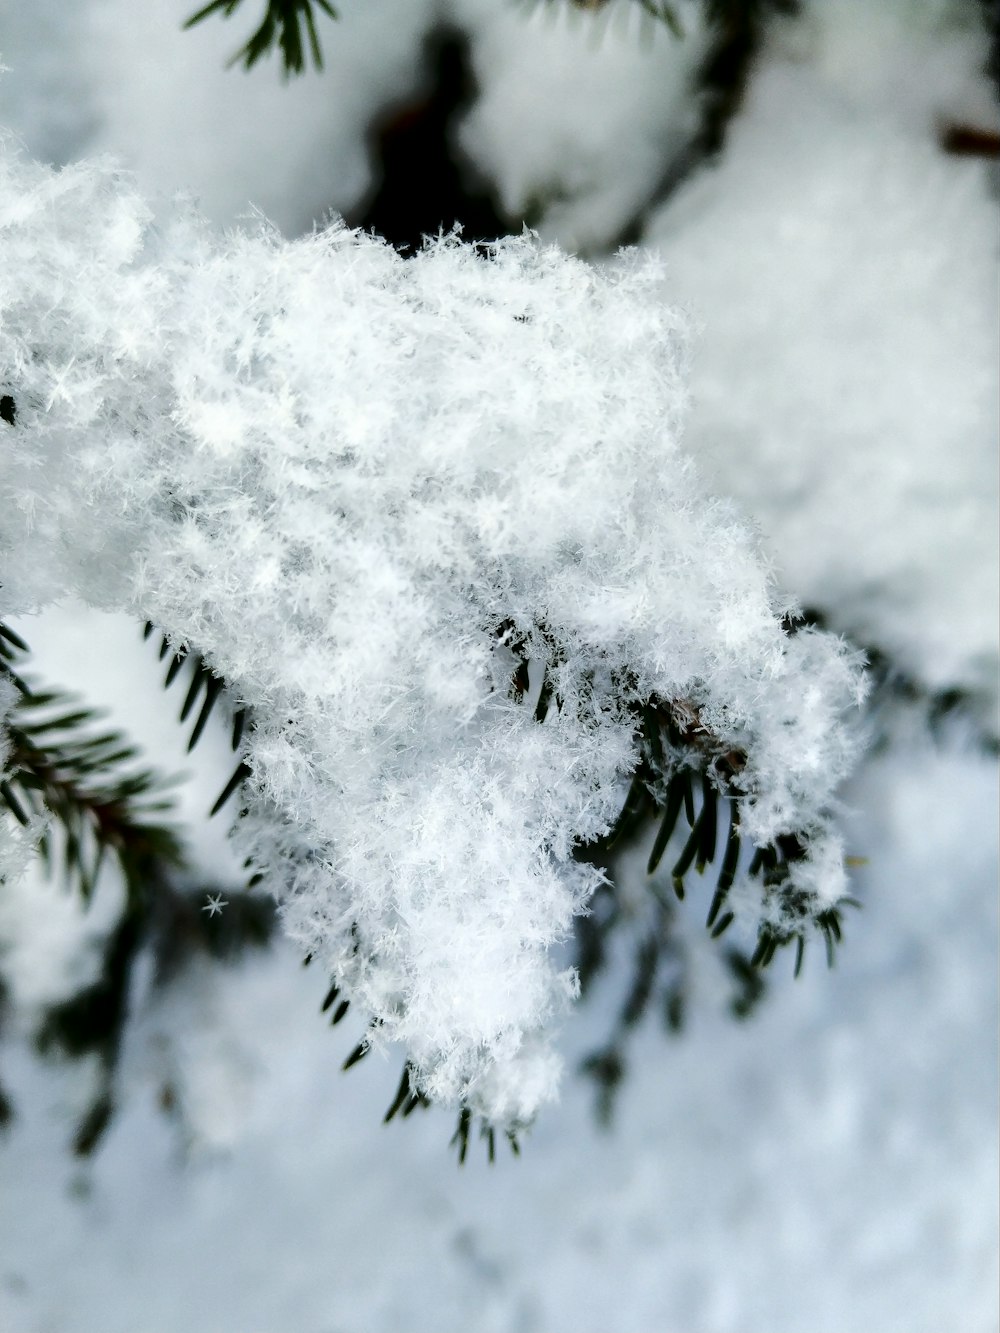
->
xmin=452 ymin=0 xmax=710 ymax=252
xmin=1 ymin=0 xmax=997 ymax=1328
xmin=642 ymin=0 xmax=1000 ymax=716
xmin=1 ymin=148 xmax=866 ymax=1120
xmin=0 ymin=734 xmax=996 ymax=1333
xmin=0 ymin=0 xmax=438 ymax=233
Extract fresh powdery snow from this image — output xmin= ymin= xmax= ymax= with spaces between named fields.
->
xmin=0 ymin=140 xmax=864 ymax=1123
xmin=0 ymin=2 xmax=996 ymax=1330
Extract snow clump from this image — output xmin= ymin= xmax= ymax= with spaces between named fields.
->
xmin=0 ymin=141 xmax=864 ymax=1123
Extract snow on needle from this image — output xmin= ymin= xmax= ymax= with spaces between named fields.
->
xmin=203 ymin=893 xmax=228 ymax=917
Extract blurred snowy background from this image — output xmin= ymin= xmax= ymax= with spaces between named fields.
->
xmin=0 ymin=1 xmax=997 ymax=1330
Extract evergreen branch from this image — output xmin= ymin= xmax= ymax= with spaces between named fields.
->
xmin=2 ymin=622 xmax=185 ymax=1150
xmin=1 ymin=650 xmax=186 ymax=906
xmin=446 ymin=1105 xmax=517 ymax=1165
xmin=570 ymin=673 xmax=858 ymax=1124
xmin=1 ymin=624 xmax=276 ymax=1153
xmin=315 ymin=616 xmax=858 ymax=1149
xmin=589 ymin=690 xmax=852 ymax=966
xmin=144 ymin=624 xmax=251 ymax=816
xmin=183 ymin=0 xmax=339 ymax=75
xmin=382 ymin=1062 xmax=421 ymax=1123
xmin=33 ymin=875 xmax=277 ymax=1155
xmin=0 ymin=621 xmax=30 ymax=696
xmin=580 ymin=1046 xmax=626 ymax=1127
xmin=0 ymin=978 xmax=13 ymax=1133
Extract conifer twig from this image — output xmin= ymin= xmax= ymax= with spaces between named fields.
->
xmin=183 ymin=0 xmax=339 ymax=75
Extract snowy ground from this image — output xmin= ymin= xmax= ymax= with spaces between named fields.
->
xmin=1 ymin=2 xmax=997 ymax=1330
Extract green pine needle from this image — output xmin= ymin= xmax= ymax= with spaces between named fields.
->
xmin=184 ymin=0 xmax=339 ymax=75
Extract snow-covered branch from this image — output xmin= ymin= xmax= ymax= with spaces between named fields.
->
xmin=1 ymin=141 xmax=864 ymax=1124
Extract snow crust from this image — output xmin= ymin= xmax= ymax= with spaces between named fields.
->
xmin=1 ymin=142 xmax=862 ymax=1121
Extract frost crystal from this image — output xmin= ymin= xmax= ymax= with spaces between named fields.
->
xmin=1 ymin=143 xmax=863 ymax=1123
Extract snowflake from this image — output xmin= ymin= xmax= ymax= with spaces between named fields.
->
xmin=202 ymin=893 xmax=229 ymax=917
